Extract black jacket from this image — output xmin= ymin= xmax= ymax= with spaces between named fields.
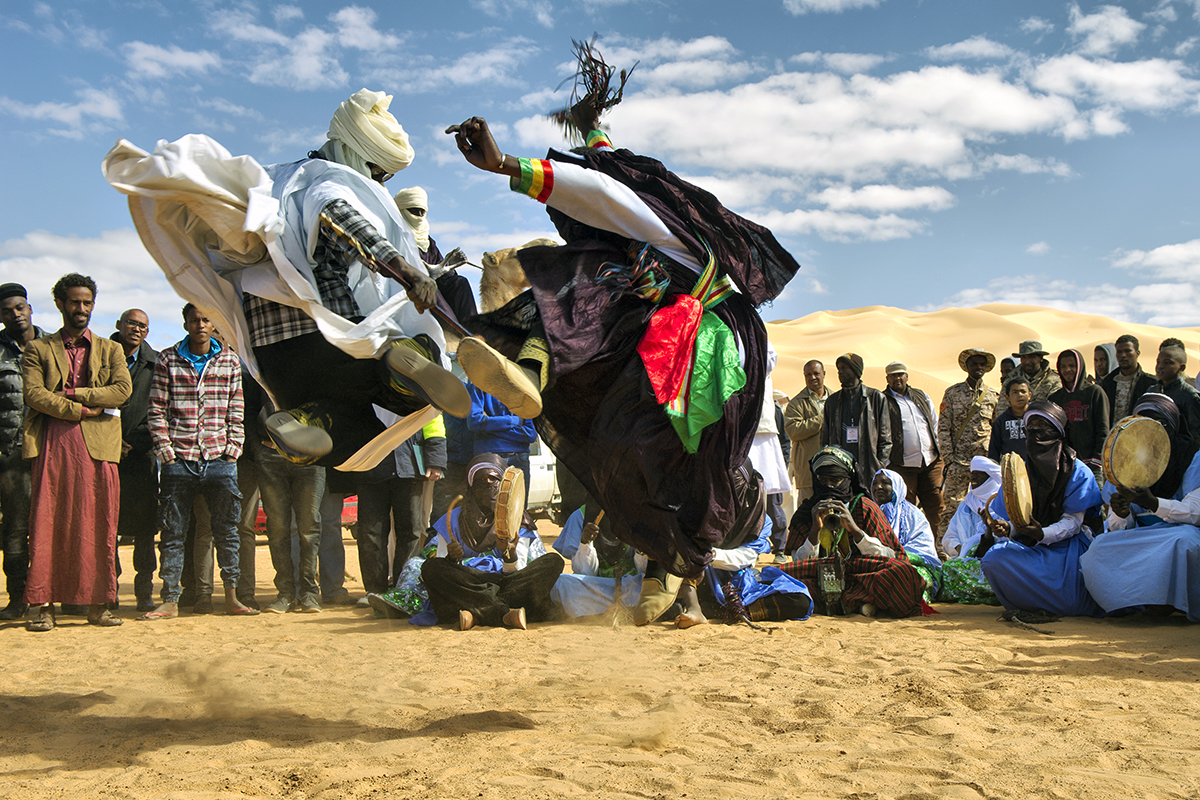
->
xmin=1099 ymin=365 xmax=1156 ymax=423
xmin=0 ymin=326 xmax=46 ymax=457
xmin=821 ymin=383 xmax=892 ymax=488
xmin=885 ymin=386 xmax=939 ymax=470
xmin=111 ymin=335 xmax=158 ymax=456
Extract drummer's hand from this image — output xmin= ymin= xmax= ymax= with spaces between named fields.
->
xmin=1013 ymin=521 xmax=1044 ymax=546
xmin=1109 ymin=492 xmax=1131 ymax=518
xmin=986 ymin=518 xmax=1011 ymax=539
xmin=580 ymin=522 xmax=600 ymax=545
xmin=446 ymin=539 xmax=464 ymax=561
xmin=1117 ymin=485 xmax=1158 ymax=513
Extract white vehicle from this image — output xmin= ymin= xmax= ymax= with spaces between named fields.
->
xmin=526 ymin=436 xmax=562 ymax=522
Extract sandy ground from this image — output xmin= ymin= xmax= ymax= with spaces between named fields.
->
xmin=3 ymin=525 xmax=1200 ymax=800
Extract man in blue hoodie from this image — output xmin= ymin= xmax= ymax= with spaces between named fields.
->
xmin=466 ymin=383 xmax=536 ymax=501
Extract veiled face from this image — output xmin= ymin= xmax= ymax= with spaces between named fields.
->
xmin=969 ymin=470 xmax=990 ymax=489
xmin=470 ymin=469 xmax=502 ymax=509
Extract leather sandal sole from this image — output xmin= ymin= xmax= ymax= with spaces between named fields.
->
xmin=264 ymin=412 xmax=333 ymax=459
xmin=457 ymin=337 xmax=542 ymax=419
xmin=386 ymin=346 xmax=472 ymax=418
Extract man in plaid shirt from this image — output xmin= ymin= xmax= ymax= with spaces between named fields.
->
xmin=142 ymin=303 xmax=258 ymax=619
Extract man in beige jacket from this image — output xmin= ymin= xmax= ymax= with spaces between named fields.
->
xmin=22 ymin=273 xmax=131 ymax=631
xmin=784 ymin=360 xmax=829 ymax=507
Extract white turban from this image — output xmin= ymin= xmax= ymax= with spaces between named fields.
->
xmin=324 ymin=88 xmax=414 ymax=179
xmin=393 ymin=186 xmax=430 ymax=252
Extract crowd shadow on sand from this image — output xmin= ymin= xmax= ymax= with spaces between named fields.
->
xmin=0 ymin=689 xmax=538 ymax=776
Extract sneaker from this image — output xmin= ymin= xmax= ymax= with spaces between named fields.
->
xmin=366 ymin=592 xmax=406 ymax=619
xmin=356 ymin=596 xmax=371 ymax=608
xmin=135 ymin=597 xmax=156 ymax=613
xmin=385 ymin=335 xmax=472 ymax=419
xmin=263 ymin=404 xmax=332 ymax=464
xmin=192 ymin=596 xmax=214 ymax=615
xmin=773 ymin=553 xmax=790 ymax=565
xmin=265 ymin=595 xmax=295 ymax=614
xmin=322 ymin=592 xmax=357 ymax=606
xmin=0 ymin=602 xmax=29 ymax=620
xmin=456 ymin=337 xmax=542 ymax=419
xmin=298 ymin=597 xmax=322 ymax=614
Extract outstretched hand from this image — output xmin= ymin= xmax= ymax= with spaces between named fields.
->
xmin=445 ymin=117 xmax=507 ymax=174
xmin=1117 ymin=484 xmax=1158 ymax=513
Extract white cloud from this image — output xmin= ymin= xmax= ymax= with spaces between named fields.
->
xmin=1021 ymin=17 xmax=1055 ymax=36
xmin=1146 ymin=1 xmax=1177 ymax=24
xmin=925 ymin=36 xmax=1014 ymax=61
xmin=1175 ymin=37 xmax=1198 ymax=56
xmin=783 ymin=0 xmax=883 ymax=14
xmin=123 ymin=42 xmax=221 ymax=79
xmin=256 ymin=126 xmax=328 ymax=155
xmin=0 ymin=229 xmax=184 ymax=348
xmin=330 ymin=6 xmax=401 ymax=51
xmin=979 ymin=153 xmax=1074 ymax=178
xmin=0 ymin=87 xmax=123 ymax=139
xmin=1067 ymin=3 xmax=1145 ymax=57
xmin=198 ymin=97 xmax=264 ymax=120
xmin=273 ymin=5 xmax=304 ymax=23
xmin=805 ymin=278 xmax=832 ymax=295
xmin=754 ymin=208 xmax=927 ymax=242
xmin=250 ymin=28 xmax=348 ymax=90
xmin=1113 ymin=238 xmax=1200 ymax=280
xmin=793 ymin=51 xmax=889 ymax=74
xmin=1026 ymin=241 xmax=1050 ymax=255
xmin=472 ymin=0 xmax=554 ymax=29
xmin=1029 ymin=54 xmax=1200 ymax=113
xmin=405 ymin=40 xmax=540 ymax=89
xmin=812 ymin=184 xmax=956 ymax=212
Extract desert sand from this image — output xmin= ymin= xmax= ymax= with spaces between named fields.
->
xmin=4 ymin=304 xmax=1200 ymax=799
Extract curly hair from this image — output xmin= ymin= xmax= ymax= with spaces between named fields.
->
xmin=51 ymin=273 xmax=98 ymax=303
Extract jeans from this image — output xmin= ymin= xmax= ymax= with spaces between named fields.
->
xmin=256 ymin=448 xmax=325 ymax=602
xmin=357 ymin=477 xmax=425 ymax=593
xmin=236 ymin=457 xmax=260 ymax=598
xmin=0 ymin=450 xmax=30 ymax=606
xmin=318 ymin=489 xmax=348 ymax=600
xmin=159 ymin=459 xmax=242 ymax=603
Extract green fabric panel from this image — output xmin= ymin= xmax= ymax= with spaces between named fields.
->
xmin=667 ymin=311 xmax=746 ymax=453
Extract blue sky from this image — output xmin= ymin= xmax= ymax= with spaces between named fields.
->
xmin=2 ymin=0 xmax=1200 ymax=349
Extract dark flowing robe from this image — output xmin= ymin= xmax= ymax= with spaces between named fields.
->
xmin=467 ymin=146 xmax=799 ymax=579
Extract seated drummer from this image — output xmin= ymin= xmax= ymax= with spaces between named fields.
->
xmin=551 ymin=501 xmax=647 ymax=619
xmin=421 ymin=453 xmax=563 ymax=630
xmin=978 ymin=401 xmax=1103 ymax=617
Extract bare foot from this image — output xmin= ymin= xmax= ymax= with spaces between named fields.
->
xmin=502 ymin=607 xmax=527 ymax=630
xmin=140 ymin=602 xmax=178 ymax=620
xmin=675 ymin=611 xmax=708 ymax=629
xmin=224 ymin=588 xmax=260 ymax=616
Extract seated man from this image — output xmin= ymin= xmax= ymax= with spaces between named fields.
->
xmin=871 ymin=468 xmax=943 ymax=604
xmin=420 ymin=453 xmax=562 ymax=629
xmin=551 ymin=503 xmax=646 ymax=619
xmin=979 ymin=401 xmax=1103 ymax=617
xmin=675 ymin=464 xmax=812 ymax=628
xmin=1080 ymin=394 xmax=1200 ymax=620
xmin=781 ymin=446 xmax=926 ymax=618
xmin=939 ymin=456 xmax=1001 ymax=605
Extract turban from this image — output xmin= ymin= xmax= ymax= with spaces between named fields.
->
xmin=466 ymin=452 xmax=507 ymax=486
xmin=835 ymin=353 xmax=864 ymax=379
xmin=325 ymin=89 xmax=414 ymax=179
xmin=393 ymin=186 xmax=430 ymax=252
xmin=0 ymin=283 xmax=26 ymax=302
xmin=1024 ymin=399 xmax=1066 ymax=438
xmin=810 ymin=445 xmax=856 ymax=476
xmin=1133 ymin=392 xmax=1181 ymax=435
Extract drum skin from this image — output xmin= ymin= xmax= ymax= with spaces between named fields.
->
xmin=1001 ymin=452 xmax=1033 ymax=529
xmin=495 ymin=467 xmax=526 ymax=553
xmin=1103 ymin=415 xmax=1170 ymax=490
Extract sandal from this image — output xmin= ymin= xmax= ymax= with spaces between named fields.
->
xmin=87 ymin=609 xmax=123 ymax=627
xmin=27 ymin=605 xmax=55 ymax=632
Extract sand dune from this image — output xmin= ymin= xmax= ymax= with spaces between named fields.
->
xmin=768 ymin=303 xmax=1199 ymax=400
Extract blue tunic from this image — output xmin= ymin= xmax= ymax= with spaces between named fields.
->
xmin=1080 ymin=451 xmax=1200 ymax=620
xmin=981 ymin=458 xmax=1103 ymax=616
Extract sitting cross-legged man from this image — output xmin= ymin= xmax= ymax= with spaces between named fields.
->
xmin=420 ymin=453 xmax=563 ymax=630
xmin=781 ymin=446 xmax=927 ymax=618
xmin=551 ymin=500 xmax=646 ymax=619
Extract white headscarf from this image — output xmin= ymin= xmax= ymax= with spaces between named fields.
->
xmin=393 ymin=186 xmax=430 ymax=252
xmin=324 ymin=88 xmax=414 ymax=179
xmin=964 ymin=455 xmax=1002 ymax=513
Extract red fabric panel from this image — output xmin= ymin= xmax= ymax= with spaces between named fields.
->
xmin=636 ymin=294 xmax=703 ymax=405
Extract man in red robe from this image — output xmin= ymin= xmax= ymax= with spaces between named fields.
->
xmin=21 ymin=273 xmax=131 ymax=631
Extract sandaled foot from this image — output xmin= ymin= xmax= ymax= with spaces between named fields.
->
xmin=502 ymin=607 xmax=527 ymax=630
xmin=263 ymin=406 xmax=332 ymax=464
xmin=140 ymin=602 xmax=178 ymax=620
xmin=26 ymin=605 xmax=54 ymax=632
xmin=457 ymin=337 xmax=542 ymax=419
xmin=386 ymin=336 xmax=471 ymax=418
xmin=225 ymin=589 xmax=260 ymax=616
xmin=633 ymin=565 xmax=684 ymax=626
xmin=458 ymin=609 xmax=476 ymax=631
xmin=87 ymin=607 xmax=123 ymax=627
